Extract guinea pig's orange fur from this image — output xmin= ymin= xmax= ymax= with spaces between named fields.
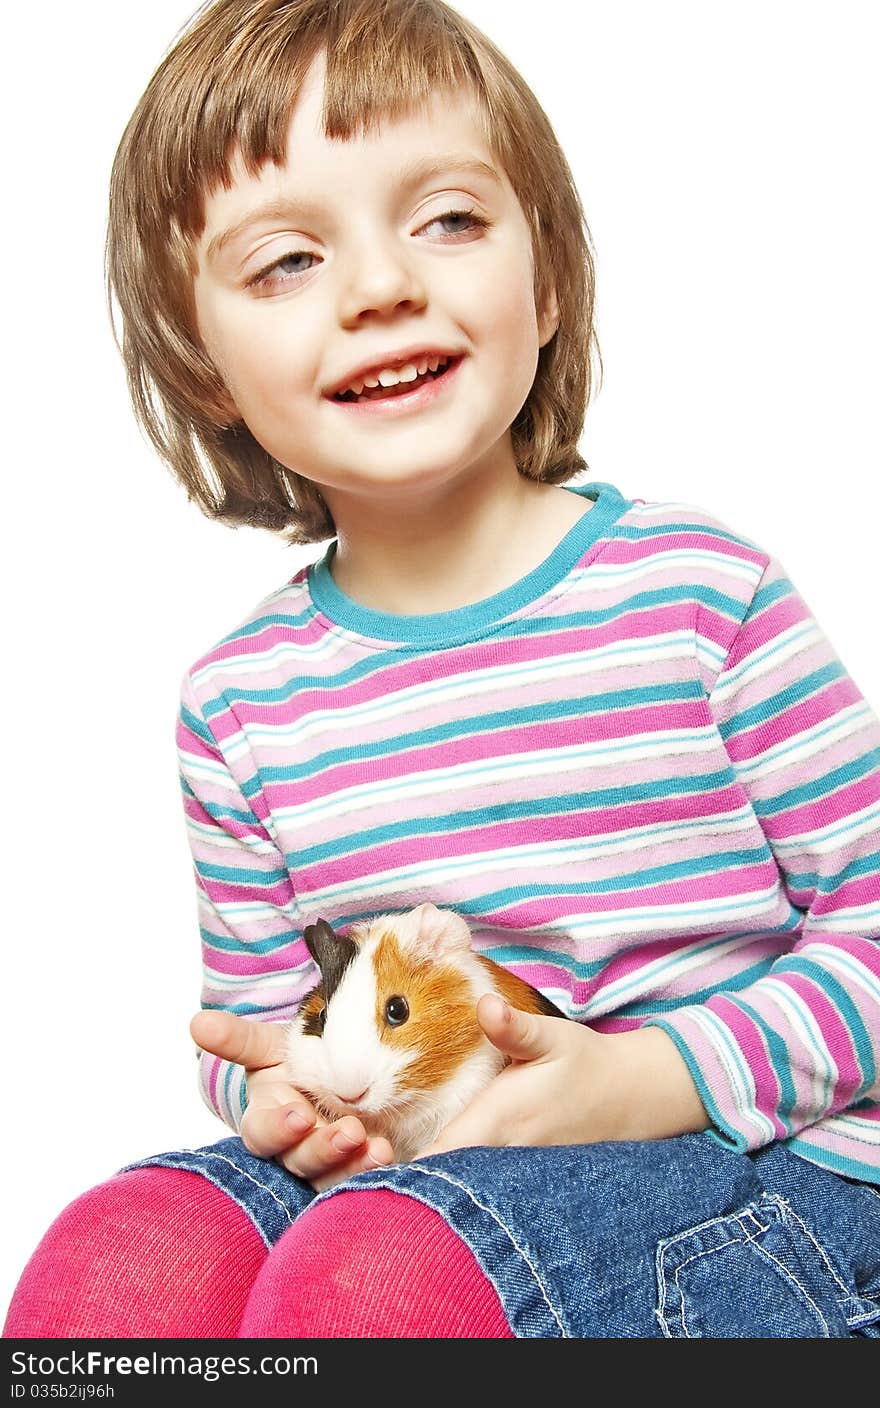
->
xmin=476 ymin=954 xmax=558 ymax=1016
xmin=373 ymin=928 xmax=484 ymax=1093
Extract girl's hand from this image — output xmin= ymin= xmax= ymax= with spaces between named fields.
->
xmin=190 ymin=1010 xmax=395 ymax=1193
xmin=414 ymin=995 xmax=709 ymax=1158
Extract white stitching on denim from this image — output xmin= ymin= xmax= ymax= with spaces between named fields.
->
xmin=146 ymin=1149 xmax=298 ymax=1228
xmin=666 ymin=1221 xmax=768 ymax=1337
xmin=316 ymin=1164 xmax=567 ymax=1337
xmin=777 ymin=1198 xmax=858 ymax=1304
xmin=748 ymin=1241 xmax=831 ymax=1336
xmin=659 ymin=1198 xmax=831 ymax=1338
xmin=780 ymin=1197 xmax=880 ymax=1327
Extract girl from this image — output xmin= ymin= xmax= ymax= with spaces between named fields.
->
xmin=5 ymin=0 xmax=880 ymax=1338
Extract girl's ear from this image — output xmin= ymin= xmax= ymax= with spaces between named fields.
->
xmin=537 ymin=281 xmax=560 ymax=348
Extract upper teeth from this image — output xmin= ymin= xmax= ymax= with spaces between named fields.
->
xmin=341 ymin=355 xmax=449 ymax=396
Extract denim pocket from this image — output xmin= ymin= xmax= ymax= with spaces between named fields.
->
xmin=655 ymin=1192 xmax=861 ymax=1338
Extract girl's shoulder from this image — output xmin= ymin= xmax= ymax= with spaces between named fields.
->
xmin=180 ymin=562 xmax=320 ymax=693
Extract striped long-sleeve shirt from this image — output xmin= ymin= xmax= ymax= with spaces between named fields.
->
xmin=178 ymin=479 xmax=880 ymax=1183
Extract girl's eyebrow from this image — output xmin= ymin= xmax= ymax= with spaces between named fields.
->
xmin=204 ymin=154 xmax=503 ymax=264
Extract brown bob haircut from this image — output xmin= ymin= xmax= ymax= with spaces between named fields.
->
xmin=106 ymin=0 xmax=601 ymax=545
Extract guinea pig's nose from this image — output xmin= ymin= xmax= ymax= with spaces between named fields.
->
xmin=338 ymin=1086 xmax=369 ymax=1104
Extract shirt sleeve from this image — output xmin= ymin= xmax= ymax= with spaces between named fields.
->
xmin=646 ymin=554 xmax=880 ymax=1151
xmin=177 ymin=668 xmax=317 ymax=1132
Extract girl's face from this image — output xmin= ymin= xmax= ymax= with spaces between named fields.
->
xmin=193 ymin=51 xmax=558 ymax=520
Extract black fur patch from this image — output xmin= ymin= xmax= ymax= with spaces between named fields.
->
xmin=534 ymin=988 xmax=571 ymax=1020
xmin=303 ymin=918 xmax=359 ymax=1005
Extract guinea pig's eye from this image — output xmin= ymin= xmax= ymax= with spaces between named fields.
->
xmin=385 ymin=995 xmax=409 ymax=1027
xmin=318 ymin=1005 xmax=327 ymax=1031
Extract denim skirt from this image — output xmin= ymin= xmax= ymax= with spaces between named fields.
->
xmin=124 ymin=1133 xmax=880 ymax=1338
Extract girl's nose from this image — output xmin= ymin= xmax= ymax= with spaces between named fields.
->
xmin=337 ymin=238 xmax=428 ymax=325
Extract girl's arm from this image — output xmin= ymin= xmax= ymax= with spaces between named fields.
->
xmin=177 ymin=668 xmax=308 ymax=1130
xmin=178 ymin=671 xmax=393 ymax=1185
xmin=420 ymin=556 xmax=880 ymax=1161
xmin=641 ymin=554 xmax=880 ymax=1154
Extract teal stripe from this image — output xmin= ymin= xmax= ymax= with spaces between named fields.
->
xmin=195 ymin=642 xmax=704 ymax=720
xmin=199 ymin=925 xmax=300 ymax=955
xmin=180 ymin=777 xmax=266 ymax=830
xmin=727 ymin=996 xmax=796 ymax=1134
xmin=775 ymin=955 xmax=876 ymax=1089
xmin=614 ymin=956 xmax=779 ymax=1014
xmin=196 ymin=859 xmax=290 ymax=885
xmin=214 ymin=604 xmax=317 ymax=648
xmin=202 ymin=998 xmax=294 ymax=1016
xmin=285 ymin=771 xmax=770 ymax=862
xmin=751 ymin=574 xmax=792 ymax=612
xmin=179 ymin=700 xmax=214 ymax=745
xmin=785 ymin=1135 xmax=880 ymax=1185
xmin=719 ymin=661 xmax=845 ymax=742
xmin=749 ymin=748 xmax=880 ymax=820
xmin=260 ymin=683 xmax=705 ymax=786
xmin=615 ymin=516 xmax=765 ymax=553
xmin=776 ymin=846 xmax=880 ymax=898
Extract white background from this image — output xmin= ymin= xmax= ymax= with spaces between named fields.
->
xmin=2 ymin=0 xmax=878 ymax=1322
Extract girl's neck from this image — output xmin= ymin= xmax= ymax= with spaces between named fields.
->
xmin=323 ymin=462 xmax=592 ymax=617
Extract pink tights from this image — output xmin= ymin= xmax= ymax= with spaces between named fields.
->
xmin=3 ymin=1167 xmax=513 ymax=1338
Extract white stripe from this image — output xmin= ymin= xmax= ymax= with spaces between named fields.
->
xmin=771 ymin=794 xmax=880 ymax=856
xmin=711 ymin=620 xmax=822 ymax=702
xmin=758 ymin=977 xmax=837 ymax=1116
xmin=272 ymin=727 xmax=725 ymax=830
xmin=729 ymin=701 xmax=877 ymax=785
xmin=805 ymin=945 xmax=880 ymax=1007
xmin=582 ymin=932 xmax=783 ymax=1017
xmin=197 ymin=634 xmax=695 ymax=755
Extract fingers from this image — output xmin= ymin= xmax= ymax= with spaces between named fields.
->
xmin=240 ymin=1096 xmax=319 ymax=1159
xmin=241 ymin=1096 xmax=394 ymax=1187
xmin=477 ymin=994 xmax=552 ymax=1061
xmin=190 ymin=1009 xmax=287 ymax=1072
xmin=309 ymin=1137 xmax=396 ymax=1194
xmin=276 ymin=1118 xmax=394 ymax=1187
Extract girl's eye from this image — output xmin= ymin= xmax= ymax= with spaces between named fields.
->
xmin=246 ymin=250 xmax=319 ymax=291
xmin=384 ymin=995 xmax=410 ymax=1027
xmin=245 ymin=209 xmax=487 ymax=292
xmin=420 ymin=207 xmax=488 ymax=240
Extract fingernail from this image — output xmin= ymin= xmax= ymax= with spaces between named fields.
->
xmin=365 ymin=1149 xmax=394 ymax=1167
xmin=487 ymin=994 xmax=511 ymax=1022
xmin=286 ymin=1110 xmax=313 ymax=1134
xmin=331 ymin=1129 xmax=360 ymax=1153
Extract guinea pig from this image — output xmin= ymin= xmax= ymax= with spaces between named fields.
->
xmin=284 ymin=901 xmax=568 ymax=1163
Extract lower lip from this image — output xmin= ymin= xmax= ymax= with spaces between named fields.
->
xmin=325 ymin=356 xmax=464 ymax=418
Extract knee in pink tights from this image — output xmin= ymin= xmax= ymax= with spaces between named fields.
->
xmin=241 ymin=1188 xmax=513 ymax=1338
xmin=3 ymin=1168 xmax=268 ymax=1339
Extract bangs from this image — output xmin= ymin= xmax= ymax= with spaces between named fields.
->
xmin=156 ymin=0 xmax=491 ymax=244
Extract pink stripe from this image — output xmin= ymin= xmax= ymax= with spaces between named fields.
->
xmin=261 ymin=708 xmax=718 ymax=815
xmin=782 ymin=972 xmax=863 ymax=1107
xmin=795 ymin=932 xmax=880 ymax=979
xmin=707 ymin=996 xmax=788 ymax=1138
xmin=199 ymin=603 xmax=699 ymax=738
xmin=726 ymin=676 xmax=864 ymax=765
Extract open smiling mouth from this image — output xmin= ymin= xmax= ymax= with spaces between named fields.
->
xmin=328 ymin=355 xmax=464 ymax=413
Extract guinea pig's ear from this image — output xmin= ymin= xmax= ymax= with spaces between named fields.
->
xmin=303 ymin=918 xmax=359 ymax=997
xmin=395 ymin=902 xmax=473 ymax=961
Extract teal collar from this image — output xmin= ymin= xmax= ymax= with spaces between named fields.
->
xmin=307 ymin=480 xmax=631 ymax=646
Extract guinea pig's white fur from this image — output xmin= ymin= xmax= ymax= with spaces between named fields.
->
xmin=284 ymin=904 xmax=512 ymax=1162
